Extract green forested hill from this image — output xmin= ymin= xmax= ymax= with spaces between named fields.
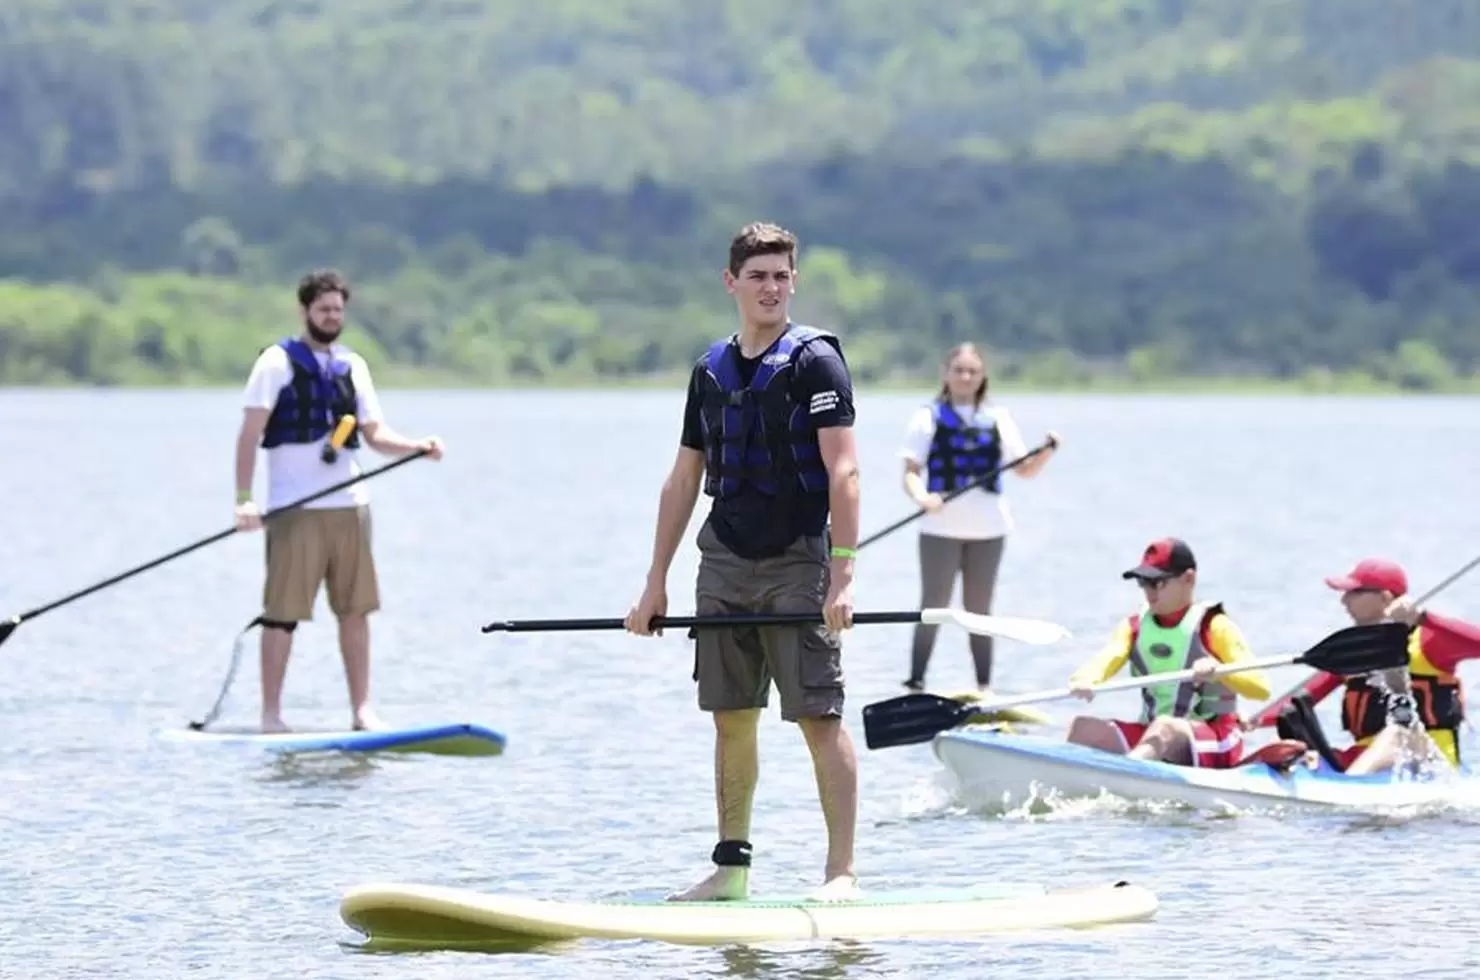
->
xmin=2 ymin=1 xmax=1479 ymax=388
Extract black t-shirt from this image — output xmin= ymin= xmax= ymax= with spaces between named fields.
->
xmin=681 ymin=335 xmax=856 ymax=560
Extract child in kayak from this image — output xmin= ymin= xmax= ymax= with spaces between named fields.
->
xmin=1245 ymin=558 xmax=1478 ymax=775
xmin=1065 ymin=538 xmax=1272 ymax=768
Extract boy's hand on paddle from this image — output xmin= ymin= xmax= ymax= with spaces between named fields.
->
xmin=1068 ymin=680 xmax=1095 ymax=701
xmin=919 ymin=492 xmax=945 ymax=513
xmin=1191 ymin=656 xmax=1218 ymax=684
xmin=624 ymin=581 xmax=668 ymax=636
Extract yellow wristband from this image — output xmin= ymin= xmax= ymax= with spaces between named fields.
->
xmin=830 ymin=546 xmax=857 ymax=559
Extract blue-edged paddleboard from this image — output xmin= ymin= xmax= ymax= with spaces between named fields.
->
xmin=157 ymin=721 xmax=507 ymax=756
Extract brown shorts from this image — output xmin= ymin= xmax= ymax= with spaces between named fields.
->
xmin=262 ymin=506 xmax=380 ymax=622
xmin=692 ymin=521 xmax=844 ymax=723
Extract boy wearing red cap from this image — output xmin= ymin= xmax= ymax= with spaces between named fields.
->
xmin=1247 ymin=558 xmax=1479 ymax=774
xmin=1065 ymin=538 xmax=1272 ymax=768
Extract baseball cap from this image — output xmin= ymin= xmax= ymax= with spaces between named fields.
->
xmin=1324 ymin=558 xmax=1408 ymax=596
xmin=1122 ymin=537 xmax=1197 ymax=582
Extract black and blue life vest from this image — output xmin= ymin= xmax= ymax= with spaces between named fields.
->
xmin=696 ymin=324 xmax=837 ymax=500
xmin=925 ymin=400 xmax=1002 ymax=493
xmin=260 ymin=337 xmax=361 ymax=450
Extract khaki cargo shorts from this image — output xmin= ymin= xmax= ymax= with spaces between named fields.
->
xmin=262 ymin=506 xmax=380 ymax=622
xmin=692 ymin=521 xmax=845 ymax=723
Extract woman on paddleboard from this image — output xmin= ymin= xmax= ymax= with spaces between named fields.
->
xmin=898 ymin=342 xmax=1057 ymax=694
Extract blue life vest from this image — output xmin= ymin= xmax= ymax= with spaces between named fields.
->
xmin=260 ymin=338 xmax=361 ymax=450
xmin=696 ymin=324 xmax=837 ymax=500
xmin=925 ymin=400 xmax=1002 ymax=493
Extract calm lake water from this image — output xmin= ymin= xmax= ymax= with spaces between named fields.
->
xmin=1 ymin=387 xmax=1478 ymax=980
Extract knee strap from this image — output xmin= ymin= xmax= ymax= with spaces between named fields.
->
xmin=258 ymin=618 xmax=297 ymax=634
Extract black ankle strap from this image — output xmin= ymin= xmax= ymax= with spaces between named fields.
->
xmin=711 ymin=839 xmax=752 ymax=867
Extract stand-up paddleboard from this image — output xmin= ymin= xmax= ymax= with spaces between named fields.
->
xmin=339 ymin=879 xmax=1157 ymax=949
xmin=939 ymin=690 xmax=1053 ymax=727
xmin=157 ymin=721 xmax=507 ymax=756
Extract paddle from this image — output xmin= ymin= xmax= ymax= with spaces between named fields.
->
xmin=1250 ymin=551 xmax=1480 ymax=727
xmin=0 ymin=446 xmax=430 ymax=650
xmin=481 ymin=607 xmax=1073 ymax=645
xmin=860 ymin=620 xmax=1413 ymax=750
xmin=857 ymin=436 xmax=1058 ymax=549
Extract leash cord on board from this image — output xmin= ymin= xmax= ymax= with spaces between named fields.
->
xmin=187 ymin=616 xmax=263 ymax=731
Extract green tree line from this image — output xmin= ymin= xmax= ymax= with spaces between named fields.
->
xmin=2 ymin=1 xmax=1479 ymax=388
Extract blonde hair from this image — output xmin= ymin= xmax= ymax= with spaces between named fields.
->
xmin=935 ymin=342 xmax=988 ymax=406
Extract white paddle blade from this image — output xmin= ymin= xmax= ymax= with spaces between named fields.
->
xmin=921 ymin=608 xmax=1072 ymax=645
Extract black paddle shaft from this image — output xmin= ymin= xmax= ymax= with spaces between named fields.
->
xmin=481 ymin=610 xmax=932 ymax=634
xmin=856 ymin=437 xmax=1056 ymax=549
xmin=860 ymin=621 xmax=1413 ymax=751
xmin=0 ymin=448 xmax=429 ymax=647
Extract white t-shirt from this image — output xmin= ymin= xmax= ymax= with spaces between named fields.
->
xmin=899 ymin=400 xmax=1029 ymax=541
xmin=242 ymin=342 xmax=385 ymax=511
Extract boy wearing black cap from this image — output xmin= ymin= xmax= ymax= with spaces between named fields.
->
xmin=1064 ymin=537 xmax=1272 ymax=768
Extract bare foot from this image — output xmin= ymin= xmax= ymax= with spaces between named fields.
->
xmin=806 ymin=874 xmax=861 ymax=903
xmin=665 ymin=867 xmax=749 ymax=902
xmin=261 ymin=715 xmax=290 ymax=734
xmin=352 ymin=708 xmax=387 ymax=731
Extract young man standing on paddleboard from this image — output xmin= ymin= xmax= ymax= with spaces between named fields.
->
xmin=625 ymin=222 xmax=862 ymax=903
xmin=232 ymin=270 xmax=444 ymax=734
xmin=1065 ymin=538 xmax=1272 ymax=767
xmin=1246 ymin=558 xmax=1480 ymax=775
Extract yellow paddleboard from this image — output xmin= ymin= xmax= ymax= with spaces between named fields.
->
xmin=940 ymin=690 xmax=1054 ymax=727
xmin=339 ymin=879 xmax=1157 ymax=949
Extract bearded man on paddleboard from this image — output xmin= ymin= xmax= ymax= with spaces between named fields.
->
xmin=1065 ymin=538 xmax=1273 ymax=767
xmin=625 ymin=222 xmax=862 ymax=903
xmin=232 ymin=269 xmax=444 ymax=734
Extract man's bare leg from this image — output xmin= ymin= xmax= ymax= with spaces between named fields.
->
xmin=800 ymin=715 xmax=859 ymax=900
xmin=668 ymin=708 xmax=761 ymax=901
xmin=260 ymin=626 xmax=294 ymax=733
xmin=337 ymin=612 xmax=381 ymax=730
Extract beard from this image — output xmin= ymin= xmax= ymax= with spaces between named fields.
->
xmin=306 ymin=321 xmax=341 ymax=345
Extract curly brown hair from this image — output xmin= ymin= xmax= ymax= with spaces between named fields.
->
xmin=296 ymin=269 xmax=351 ymax=308
xmin=727 ymin=222 xmax=798 ymax=276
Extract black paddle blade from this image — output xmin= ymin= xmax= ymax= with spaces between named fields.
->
xmin=861 ymin=693 xmax=976 ymax=750
xmin=0 ymin=616 xmax=16 ymax=648
xmin=1296 ymin=621 xmax=1412 ymax=676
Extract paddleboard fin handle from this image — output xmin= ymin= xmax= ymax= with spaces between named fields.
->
xmin=712 ymin=839 xmax=752 ymax=867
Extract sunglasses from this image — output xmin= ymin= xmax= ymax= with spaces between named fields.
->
xmin=1133 ymin=576 xmax=1177 ymax=591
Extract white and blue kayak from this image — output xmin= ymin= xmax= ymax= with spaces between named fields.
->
xmin=933 ymin=727 xmax=1475 ymax=813
xmin=157 ymin=721 xmax=507 ymax=756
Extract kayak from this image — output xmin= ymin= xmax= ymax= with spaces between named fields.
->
xmin=933 ymin=727 xmax=1474 ymax=812
xmin=338 ymin=878 xmax=1158 ymax=949
xmin=156 ymin=721 xmax=507 ymax=756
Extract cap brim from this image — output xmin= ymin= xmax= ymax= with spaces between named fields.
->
xmin=1324 ymin=575 xmax=1361 ymax=591
xmin=1122 ymin=565 xmax=1175 ymax=581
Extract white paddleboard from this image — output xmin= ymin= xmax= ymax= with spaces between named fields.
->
xmin=339 ymin=879 xmax=1158 ymax=948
